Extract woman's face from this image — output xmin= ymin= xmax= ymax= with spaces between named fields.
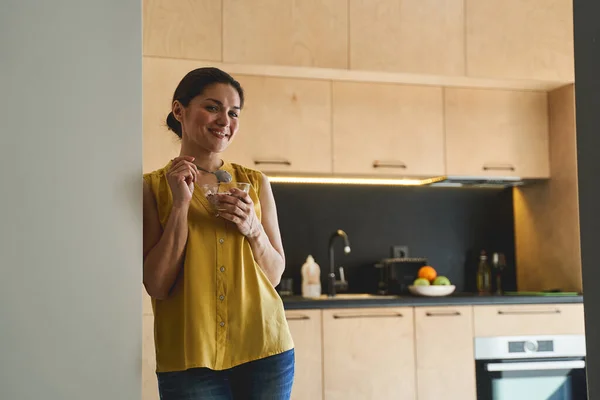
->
xmin=173 ymin=83 xmax=241 ymax=153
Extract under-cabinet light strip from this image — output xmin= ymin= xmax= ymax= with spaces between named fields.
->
xmin=266 ymin=175 xmax=447 ymax=186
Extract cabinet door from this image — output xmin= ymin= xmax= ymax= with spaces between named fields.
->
xmin=142 ymin=315 xmax=159 ymax=400
xmin=444 ymin=88 xmax=549 ymax=178
xmin=323 ymin=307 xmax=416 ymax=400
xmin=223 ymin=75 xmax=332 ymax=175
xmin=415 ymin=307 xmax=476 ymax=400
xmin=142 ymin=0 xmax=221 ymax=61
xmin=286 ymin=310 xmax=323 ymax=400
xmin=349 ymin=0 xmax=465 ymax=76
xmin=466 ymin=0 xmax=574 ymax=82
xmin=223 ymin=0 xmax=348 ymax=69
xmin=143 ymin=57 xmax=197 ymax=173
xmin=332 ymin=82 xmax=445 ymax=177
xmin=474 ymin=304 xmax=585 ymax=337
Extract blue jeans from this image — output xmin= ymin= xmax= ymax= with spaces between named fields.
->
xmin=157 ymin=349 xmax=295 ymax=400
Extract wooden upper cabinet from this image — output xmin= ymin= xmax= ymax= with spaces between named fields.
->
xmin=323 ymin=307 xmax=416 ymax=400
xmin=285 ymin=310 xmax=323 ymax=400
xmin=466 ymin=0 xmax=574 ymax=82
xmin=222 ymin=75 xmax=332 ymax=174
xmin=444 ymin=88 xmax=550 ymax=178
xmin=349 ymin=0 xmax=465 ymax=76
xmin=223 ymin=0 xmax=348 ymax=69
xmin=143 ymin=57 xmax=191 ymax=173
xmin=415 ymin=307 xmax=476 ymax=400
xmin=332 ymin=81 xmax=445 ymax=177
xmin=142 ymin=0 xmax=222 ymax=61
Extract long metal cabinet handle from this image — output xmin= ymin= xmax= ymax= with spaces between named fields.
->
xmin=497 ymin=309 xmax=561 ymax=315
xmin=254 ymin=160 xmax=291 ymax=166
xmin=482 ymin=163 xmax=515 ymax=171
xmin=285 ymin=315 xmax=310 ymax=321
xmin=372 ymin=161 xmax=407 ymax=169
xmin=425 ymin=311 xmax=461 ymax=317
xmin=333 ymin=313 xmax=403 ymax=319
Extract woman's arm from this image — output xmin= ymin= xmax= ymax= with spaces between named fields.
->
xmin=246 ymin=174 xmax=286 ymax=286
xmin=142 ymin=180 xmax=189 ymax=299
xmin=216 ymin=173 xmax=286 ymax=286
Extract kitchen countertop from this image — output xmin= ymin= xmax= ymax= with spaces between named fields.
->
xmin=281 ymin=292 xmax=584 ymax=310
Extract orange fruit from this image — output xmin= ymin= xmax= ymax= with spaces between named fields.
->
xmin=418 ymin=266 xmax=437 ymax=282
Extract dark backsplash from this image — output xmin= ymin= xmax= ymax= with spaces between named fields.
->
xmin=271 ymin=184 xmax=517 ymax=295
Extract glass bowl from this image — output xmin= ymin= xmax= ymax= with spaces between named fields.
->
xmin=198 ymin=182 xmax=251 ymax=215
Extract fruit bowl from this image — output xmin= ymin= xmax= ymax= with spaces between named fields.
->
xmin=409 ymin=285 xmax=456 ymax=297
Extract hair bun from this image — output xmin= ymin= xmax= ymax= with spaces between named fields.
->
xmin=166 ymin=112 xmax=182 ymax=138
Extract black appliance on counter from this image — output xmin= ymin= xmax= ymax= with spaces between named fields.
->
xmin=374 ymin=257 xmax=428 ymax=295
xmin=475 ymin=334 xmax=587 ymax=399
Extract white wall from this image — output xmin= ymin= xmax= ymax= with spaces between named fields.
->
xmin=0 ymin=1 xmax=142 ymax=399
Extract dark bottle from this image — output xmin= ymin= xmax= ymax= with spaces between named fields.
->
xmin=477 ymin=250 xmax=492 ymax=294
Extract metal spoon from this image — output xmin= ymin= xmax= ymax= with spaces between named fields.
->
xmin=195 ymin=165 xmax=232 ymax=183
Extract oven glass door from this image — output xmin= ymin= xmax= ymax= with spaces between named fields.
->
xmin=476 ymin=357 xmax=587 ymax=400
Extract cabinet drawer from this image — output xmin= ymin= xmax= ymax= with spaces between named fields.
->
xmin=474 ymin=304 xmax=585 ymax=337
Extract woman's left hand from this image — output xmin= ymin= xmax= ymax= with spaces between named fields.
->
xmin=216 ymin=188 xmax=260 ymax=238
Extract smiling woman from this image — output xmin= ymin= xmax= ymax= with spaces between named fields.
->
xmin=142 ymin=68 xmax=295 ymax=399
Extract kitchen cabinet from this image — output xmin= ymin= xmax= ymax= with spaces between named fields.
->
xmin=222 ymin=75 xmax=332 ymax=175
xmin=142 ymin=57 xmax=196 ymax=173
xmin=349 ymin=0 xmax=465 ymax=76
xmin=142 ymin=315 xmax=159 ymax=400
xmin=332 ymin=81 xmax=445 ymax=178
xmin=142 ymin=0 xmax=222 ymax=61
xmin=466 ymin=0 xmax=574 ymax=82
xmin=222 ymin=0 xmax=348 ymax=69
xmin=141 ymin=301 xmax=584 ymax=400
xmin=142 ymin=0 xmax=574 ymax=90
xmin=513 ymin=84 xmax=582 ymax=293
xmin=473 ymin=304 xmax=585 ymax=337
xmin=415 ymin=306 xmax=476 ymax=400
xmin=142 ymin=309 xmax=324 ymax=400
xmin=143 ymin=56 xmax=553 ymax=180
xmin=322 ymin=307 xmax=416 ymax=400
xmin=285 ymin=310 xmax=323 ymax=400
xmin=444 ymin=88 xmax=550 ymax=178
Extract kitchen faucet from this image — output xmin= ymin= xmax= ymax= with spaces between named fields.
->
xmin=328 ymin=229 xmax=351 ymax=297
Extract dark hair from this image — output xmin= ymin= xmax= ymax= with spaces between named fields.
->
xmin=166 ymin=67 xmax=245 ymax=138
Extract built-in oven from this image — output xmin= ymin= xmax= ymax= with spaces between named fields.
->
xmin=475 ymin=334 xmax=587 ymax=400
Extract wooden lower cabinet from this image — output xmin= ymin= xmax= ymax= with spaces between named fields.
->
xmin=286 ymin=310 xmax=324 ymax=400
xmin=322 ymin=307 xmax=416 ymax=400
xmin=415 ymin=306 xmax=476 ymax=400
xmin=141 ymin=303 xmax=584 ymax=400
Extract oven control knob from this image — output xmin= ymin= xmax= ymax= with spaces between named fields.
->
xmin=524 ymin=340 xmax=538 ymax=352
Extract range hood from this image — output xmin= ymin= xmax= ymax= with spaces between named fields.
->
xmin=427 ymin=175 xmax=525 ymax=188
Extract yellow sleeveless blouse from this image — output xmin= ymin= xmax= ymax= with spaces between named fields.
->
xmin=143 ymin=160 xmax=294 ymax=373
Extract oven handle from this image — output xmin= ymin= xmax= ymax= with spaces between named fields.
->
xmin=486 ymin=360 xmax=585 ymax=372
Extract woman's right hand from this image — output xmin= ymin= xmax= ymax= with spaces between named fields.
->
xmin=166 ymin=156 xmax=198 ymax=207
